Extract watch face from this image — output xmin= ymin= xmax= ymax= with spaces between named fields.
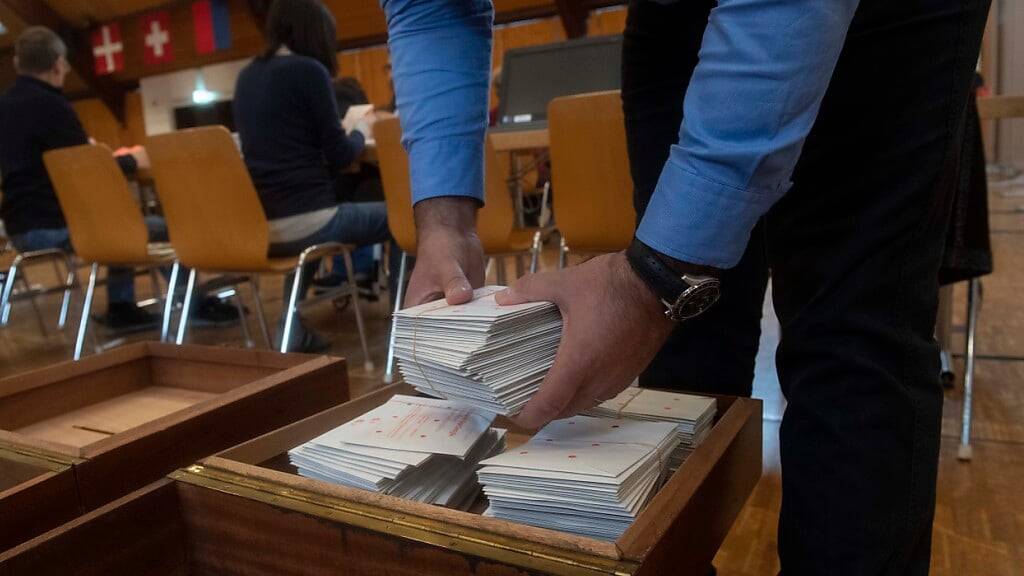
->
xmin=670 ymin=281 xmax=721 ymax=321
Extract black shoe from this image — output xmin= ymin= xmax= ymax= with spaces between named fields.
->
xmin=276 ymin=322 xmax=331 ymax=353
xmin=193 ymin=297 xmax=240 ymax=326
xmin=101 ymin=303 xmax=160 ymax=332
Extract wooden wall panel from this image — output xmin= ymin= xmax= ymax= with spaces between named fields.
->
xmin=337 ymin=46 xmax=393 ymax=109
xmin=324 ymin=0 xmax=387 ymax=44
xmin=587 ymin=6 xmax=627 ymax=37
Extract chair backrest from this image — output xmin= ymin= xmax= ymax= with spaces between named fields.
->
xmin=376 ymin=117 xmax=518 ymax=255
xmin=43 ymin=144 xmax=150 ymax=264
xmin=145 ymin=126 xmax=270 ymax=271
xmin=375 ymin=118 xmax=418 ymax=254
xmin=548 ymin=90 xmax=636 ymax=253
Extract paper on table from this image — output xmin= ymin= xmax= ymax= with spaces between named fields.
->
xmin=342 ymin=103 xmax=374 ymax=134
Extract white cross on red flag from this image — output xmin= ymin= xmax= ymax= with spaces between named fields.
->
xmin=142 ymin=11 xmax=174 ymax=66
xmin=91 ymin=23 xmax=124 ymax=75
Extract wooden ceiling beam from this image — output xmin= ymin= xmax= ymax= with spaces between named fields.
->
xmin=3 ymin=0 xmax=127 ymax=122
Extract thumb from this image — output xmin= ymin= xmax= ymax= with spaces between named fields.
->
xmin=495 ymin=271 xmax=561 ymax=306
xmin=443 ymin=264 xmax=474 ymax=305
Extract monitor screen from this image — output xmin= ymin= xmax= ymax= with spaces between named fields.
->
xmin=498 ymin=35 xmax=622 ymax=126
xmin=174 ymin=101 xmax=236 ymax=131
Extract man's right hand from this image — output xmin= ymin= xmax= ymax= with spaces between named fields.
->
xmin=405 ymin=196 xmax=486 ymax=307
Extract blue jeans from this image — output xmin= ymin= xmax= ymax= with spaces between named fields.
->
xmin=268 ymin=202 xmax=397 ymax=327
xmin=9 ymin=216 xmax=168 ymax=305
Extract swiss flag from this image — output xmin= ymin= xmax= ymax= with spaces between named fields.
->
xmin=142 ymin=11 xmax=175 ymax=66
xmin=91 ymin=23 xmax=124 ymax=76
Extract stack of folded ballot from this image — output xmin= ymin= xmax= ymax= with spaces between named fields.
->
xmin=288 ymin=395 xmax=506 ymax=510
xmin=587 ymin=387 xmax=716 ymax=468
xmin=393 ymin=286 xmax=562 ymax=415
xmin=477 ymin=415 xmax=679 ymax=540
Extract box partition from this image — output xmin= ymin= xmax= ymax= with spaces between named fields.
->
xmin=0 ymin=342 xmax=348 ymax=551
xmin=0 ymin=446 xmax=80 ymax=553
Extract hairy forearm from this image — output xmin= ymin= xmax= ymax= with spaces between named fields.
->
xmin=414 ymin=196 xmax=479 ymax=238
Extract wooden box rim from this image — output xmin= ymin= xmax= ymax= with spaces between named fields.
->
xmin=189 ymin=382 xmax=762 ymax=575
xmin=0 ymin=342 xmax=342 ymax=460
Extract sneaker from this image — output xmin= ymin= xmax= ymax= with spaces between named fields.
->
xmin=192 ymin=297 xmax=240 ymax=326
xmin=101 ymin=302 xmax=160 ymax=332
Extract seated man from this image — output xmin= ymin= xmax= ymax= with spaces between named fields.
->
xmin=0 ymin=26 xmax=234 ymax=330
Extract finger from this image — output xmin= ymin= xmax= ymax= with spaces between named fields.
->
xmin=495 ymin=271 xmax=562 ymax=306
xmin=444 ymin=273 xmax=474 ymax=305
xmin=513 ymin=345 xmax=588 ymax=429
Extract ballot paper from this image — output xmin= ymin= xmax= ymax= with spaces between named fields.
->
xmin=342 ymin=103 xmax=374 ymax=134
xmin=477 ymin=416 xmax=679 ymax=540
xmin=288 ymin=395 xmax=505 ymax=509
xmin=394 ymin=286 xmax=562 ymax=415
xmin=586 ymin=387 xmax=717 ymax=469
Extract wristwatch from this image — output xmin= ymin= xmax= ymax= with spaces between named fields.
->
xmin=625 ymin=238 xmax=721 ymax=322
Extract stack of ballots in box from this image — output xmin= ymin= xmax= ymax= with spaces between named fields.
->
xmin=289 ymin=395 xmax=505 ymax=510
xmin=477 ymin=415 xmax=679 ymax=540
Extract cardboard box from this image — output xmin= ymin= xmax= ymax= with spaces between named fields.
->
xmin=0 ymin=342 xmax=347 ymax=551
xmin=1 ymin=382 xmax=761 ymax=575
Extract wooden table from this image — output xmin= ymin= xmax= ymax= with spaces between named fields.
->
xmin=488 ymin=127 xmax=549 ymax=152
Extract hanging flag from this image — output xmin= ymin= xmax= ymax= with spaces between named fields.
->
xmin=192 ymin=0 xmax=232 ymax=55
xmin=142 ymin=11 xmax=175 ymax=66
xmin=91 ymin=23 xmax=124 ymax=75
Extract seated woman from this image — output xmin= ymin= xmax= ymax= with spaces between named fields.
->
xmin=233 ymin=0 xmax=391 ymax=353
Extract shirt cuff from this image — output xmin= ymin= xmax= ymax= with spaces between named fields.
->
xmin=409 ymin=137 xmax=485 ymax=205
xmin=636 ymin=159 xmax=787 ymax=269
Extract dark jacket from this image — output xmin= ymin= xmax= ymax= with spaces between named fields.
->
xmin=233 ymin=54 xmax=365 ymax=220
xmin=0 ymin=75 xmax=136 ymax=236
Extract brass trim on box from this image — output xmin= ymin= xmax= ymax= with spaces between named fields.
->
xmin=173 ymin=465 xmax=639 ymax=576
xmin=0 ymin=443 xmax=79 ymax=471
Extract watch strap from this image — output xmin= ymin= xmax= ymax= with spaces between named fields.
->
xmin=625 ymin=238 xmax=687 ymax=305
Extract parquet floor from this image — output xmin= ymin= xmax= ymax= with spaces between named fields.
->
xmin=1 ymin=179 xmax=1023 ymax=575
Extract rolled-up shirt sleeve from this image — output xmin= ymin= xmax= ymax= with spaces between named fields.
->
xmin=382 ymin=0 xmax=493 ymax=205
xmin=636 ymin=0 xmax=860 ymax=268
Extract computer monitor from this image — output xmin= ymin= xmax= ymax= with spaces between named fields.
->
xmin=496 ymin=35 xmax=622 ymax=131
xmin=174 ymin=100 xmax=236 ymax=131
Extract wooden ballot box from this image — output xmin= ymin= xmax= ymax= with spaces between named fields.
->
xmin=0 ymin=342 xmax=347 ymax=552
xmin=0 ymin=382 xmax=761 ymax=575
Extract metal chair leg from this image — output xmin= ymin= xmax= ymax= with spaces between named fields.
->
xmin=58 ymin=255 xmax=76 ymax=330
xmin=19 ymin=270 xmax=48 ymax=338
xmin=175 ymin=269 xmax=197 ymax=346
xmin=384 ymin=252 xmax=408 ymax=384
xmin=279 ymin=263 xmax=305 ymax=353
xmin=341 ymin=249 xmax=374 ymax=372
xmin=530 ymin=230 xmax=542 ymax=273
xmin=495 ymin=256 xmax=507 ymax=285
xmin=0 ymin=256 xmax=22 ymax=326
xmin=161 ymin=262 xmax=180 ymax=343
xmin=250 ymin=277 xmax=272 ymax=349
xmin=558 ymin=236 xmax=569 ymax=269
xmin=234 ymin=289 xmax=253 ymax=348
xmin=959 ymin=277 xmax=982 ymax=461
xmin=73 ymin=263 xmax=99 ymax=361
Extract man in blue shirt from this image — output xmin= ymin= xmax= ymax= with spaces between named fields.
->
xmin=382 ymin=0 xmax=990 ymax=572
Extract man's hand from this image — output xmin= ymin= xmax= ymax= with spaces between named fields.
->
xmin=405 ymin=197 xmax=486 ymax=307
xmin=496 ymin=252 xmax=676 ymax=429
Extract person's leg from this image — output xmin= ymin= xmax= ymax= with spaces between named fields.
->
xmin=621 ymin=0 xmax=768 ymax=397
xmin=769 ymin=1 xmax=990 ymax=573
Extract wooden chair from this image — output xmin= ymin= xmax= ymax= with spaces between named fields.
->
xmin=144 ymin=127 xmax=372 ymax=370
xmin=375 ymin=117 xmax=542 ymax=383
xmin=43 ymin=144 xmax=174 ymax=360
xmin=547 ymin=90 xmax=636 ymax=267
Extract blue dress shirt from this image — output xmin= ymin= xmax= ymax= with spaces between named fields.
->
xmin=382 ymin=0 xmax=860 ymax=268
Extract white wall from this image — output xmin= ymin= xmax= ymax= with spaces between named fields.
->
xmin=139 ymin=58 xmax=251 ymax=136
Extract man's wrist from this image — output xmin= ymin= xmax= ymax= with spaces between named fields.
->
xmin=414 ymin=196 xmax=479 ymax=239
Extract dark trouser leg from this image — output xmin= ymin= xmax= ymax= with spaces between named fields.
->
xmin=622 ymin=0 xmax=768 ymax=397
xmin=768 ymin=1 xmax=990 ymax=573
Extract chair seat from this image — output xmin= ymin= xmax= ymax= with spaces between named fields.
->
xmin=485 ymin=227 xmax=540 ymax=255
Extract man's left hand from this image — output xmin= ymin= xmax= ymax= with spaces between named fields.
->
xmin=496 ymin=252 xmax=676 ymax=429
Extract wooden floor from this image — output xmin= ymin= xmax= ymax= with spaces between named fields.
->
xmin=2 ymin=178 xmax=1023 ymax=574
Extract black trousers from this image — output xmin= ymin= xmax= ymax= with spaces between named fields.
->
xmin=621 ymin=0 xmax=990 ymax=574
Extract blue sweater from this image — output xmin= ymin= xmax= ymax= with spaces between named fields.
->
xmin=233 ymin=54 xmax=365 ymax=220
